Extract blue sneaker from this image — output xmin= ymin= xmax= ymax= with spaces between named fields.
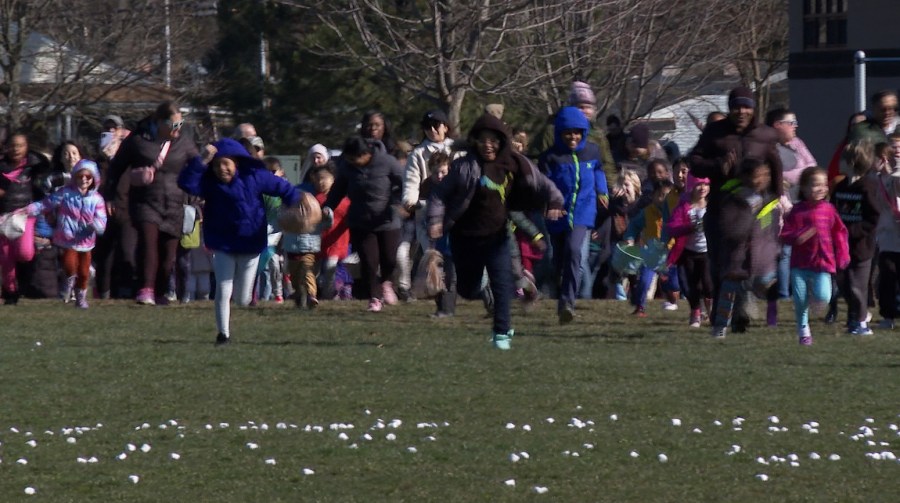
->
xmin=492 ymin=329 xmax=514 ymax=350
xmin=848 ymin=325 xmax=874 ymax=336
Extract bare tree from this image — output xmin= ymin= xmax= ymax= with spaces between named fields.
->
xmin=0 ymin=0 xmax=216 ymax=132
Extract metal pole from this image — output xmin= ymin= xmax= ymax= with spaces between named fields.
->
xmin=165 ymin=0 xmax=172 ymax=88
xmin=854 ymin=50 xmax=866 ymax=113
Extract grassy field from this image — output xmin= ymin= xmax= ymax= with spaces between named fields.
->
xmin=1 ymin=296 xmax=898 ymax=502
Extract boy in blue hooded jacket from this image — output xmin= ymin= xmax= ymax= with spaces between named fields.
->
xmin=539 ymin=106 xmax=609 ymax=324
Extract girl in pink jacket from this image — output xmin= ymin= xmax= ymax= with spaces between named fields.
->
xmin=780 ymin=166 xmax=849 ymax=345
xmin=667 ymin=174 xmax=712 ymax=328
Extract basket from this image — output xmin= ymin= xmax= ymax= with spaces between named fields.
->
xmin=640 ymin=238 xmax=669 ymax=273
xmin=611 ymin=242 xmax=643 ymax=275
xmin=277 ymin=192 xmax=322 ymax=234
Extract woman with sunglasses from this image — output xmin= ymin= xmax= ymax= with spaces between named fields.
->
xmin=104 ymin=101 xmax=198 ymax=305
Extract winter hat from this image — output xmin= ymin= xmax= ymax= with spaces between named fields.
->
xmin=71 ymin=159 xmax=101 ymax=189
xmin=629 ymin=123 xmax=650 ymax=149
xmin=249 ymin=136 xmax=265 ymax=151
xmin=484 ymin=104 xmax=505 ymax=119
xmin=102 ymin=115 xmax=124 ymax=128
xmin=309 ymin=144 xmax=329 ymax=161
xmin=685 ymin=173 xmax=710 ymax=194
xmin=568 ymin=81 xmax=596 ymax=106
xmin=421 ymin=109 xmax=449 ymax=127
xmin=728 ymin=86 xmax=756 ymax=109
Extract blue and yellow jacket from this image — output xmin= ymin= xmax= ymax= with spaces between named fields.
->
xmin=538 ymin=106 xmax=608 ymax=234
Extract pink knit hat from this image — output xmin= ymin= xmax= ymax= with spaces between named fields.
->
xmin=685 ymin=173 xmax=710 ymax=193
xmin=568 ymin=81 xmax=596 ymax=106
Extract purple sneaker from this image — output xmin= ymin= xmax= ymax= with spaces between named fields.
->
xmin=798 ymin=325 xmax=812 ymax=346
xmin=136 ymin=288 xmax=156 ymax=305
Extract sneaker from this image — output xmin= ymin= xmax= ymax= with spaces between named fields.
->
xmin=865 ymin=311 xmax=873 ymax=323
xmin=136 ymin=288 xmax=156 ymax=305
xmin=397 ymin=287 xmax=413 ymax=303
xmin=491 ymin=329 xmax=514 ymax=350
xmin=307 ymin=295 xmax=319 ymax=309
xmin=62 ymin=276 xmax=76 ymax=303
xmin=632 ymin=306 xmax=647 ymax=318
xmin=274 ymin=295 xmax=284 ymax=304
xmin=877 ymin=318 xmax=895 ymax=330
xmin=215 ymin=333 xmax=230 ymax=345
xmin=689 ymin=309 xmax=702 ymax=328
xmin=824 ymin=307 xmax=837 ymax=324
xmin=165 ymin=290 xmax=178 ymax=302
xmin=559 ymin=306 xmax=575 ymax=325
xmin=367 ymin=298 xmax=383 ymax=312
xmin=711 ymin=326 xmax=727 ymax=339
xmin=382 ymin=281 xmax=398 ymax=305
xmin=798 ymin=325 xmax=812 ymax=346
xmin=662 ymin=301 xmax=679 ymax=311
xmin=849 ymin=324 xmax=874 ymax=336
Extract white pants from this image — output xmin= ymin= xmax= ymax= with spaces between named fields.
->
xmin=213 ymin=251 xmax=260 ymax=337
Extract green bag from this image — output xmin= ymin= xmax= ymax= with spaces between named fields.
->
xmin=180 ymin=221 xmax=201 ymax=249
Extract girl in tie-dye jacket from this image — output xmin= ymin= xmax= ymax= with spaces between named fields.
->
xmin=24 ymin=159 xmax=107 ymax=308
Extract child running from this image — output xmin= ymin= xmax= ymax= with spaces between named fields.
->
xmin=178 ymin=138 xmax=299 ymax=345
xmin=23 ymin=159 xmax=107 ymax=308
xmin=780 ymin=166 xmax=849 ymax=345
xmin=666 ymin=174 xmax=713 ymax=327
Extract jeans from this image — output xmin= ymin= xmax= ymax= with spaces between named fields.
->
xmin=791 ymin=268 xmax=832 ymax=329
xmin=777 ymin=244 xmax=792 ymax=299
xmin=551 ymin=225 xmax=589 ymax=310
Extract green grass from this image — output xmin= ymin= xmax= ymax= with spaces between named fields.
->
xmin=1 ymin=297 xmax=899 ymax=502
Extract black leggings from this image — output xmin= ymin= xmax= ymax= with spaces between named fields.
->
xmin=680 ymin=249 xmax=713 ymax=310
xmin=350 ymin=227 xmax=401 ymax=299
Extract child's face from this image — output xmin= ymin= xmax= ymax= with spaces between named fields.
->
xmin=674 ymin=164 xmax=688 ymax=188
xmin=650 ymin=163 xmax=669 ymax=183
xmin=74 ymin=169 xmax=93 ymax=192
xmin=312 ymin=152 xmax=328 ymax=167
xmin=692 ymin=182 xmax=709 ymax=200
xmin=212 ymin=157 xmax=237 ymax=184
xmin=560 ymin=128 xmax=583 ymax=150
xmin=805 ymin=173 xmax=828 ymax=202
xmin=748 ymin=165 xmax=771 ymax=193
xmin=430 ymin=162 xmax=449 ymax=182
xmin=312 ymin=170 xmax=335 ymax=194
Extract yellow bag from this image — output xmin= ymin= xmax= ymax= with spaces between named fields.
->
xmin=180 ymin=220 xmax=201 ymax=249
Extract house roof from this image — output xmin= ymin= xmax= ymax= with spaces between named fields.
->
xmin=640 ymin=95 xmax=729 ymax=155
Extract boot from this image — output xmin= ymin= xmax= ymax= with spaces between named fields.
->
xmin=75 ymin=289 xmax=89 ymax=309
xmin=2 ymin=290 xmax=19 ymax=305
xmin=63 ymin=275 xmax=76 ymax=303
xmin=431 ymin=291 xmax=456 ymax=318
xmin=767 ymin=300 xmax=777 ymax=326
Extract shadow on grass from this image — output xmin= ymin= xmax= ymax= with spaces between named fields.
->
xmin=148 ymin=338 xmax=388 ymax=348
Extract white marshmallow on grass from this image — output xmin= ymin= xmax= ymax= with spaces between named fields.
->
xmin=117 ymin=453 xmax=128 ymax=461
xmin=546 ymin=417 xmax=556 ymax=424
xmin=16 ymin=458 xmax=28 ymax=465
xmin=88 ymin=456 xmax=98 ymax=463
xmin=609 ymin=414 xmax=618 ymax=422
xmin=77 ymin=457 xmax=88 ymax=464
xmin=126 ymin=444 xmax=136 ymax=452
xmin=338 ymin=433 xmax=350 ymax=441
xmin=170 ymin=453 xmax=181 ymax=460
xmin=755 ymin=474 xmax=769 ymax=482
xmin=509 ymin=453 xmax=521 ymax=463
xmin=264 ymin=458 xmax=277 ymax=465
xmin=246 ymin=443 xmax=259 ymax=450
xmin=829 ymin=454 xmax=841 ymax=461
xmin=809 ymin=452 xmax=821 ymax=460
xmin=128 ymin=475 xmax=140 ymax=484
xmin=26 ymin=440 xmax=37 ymax=447
xmin=385 ymin=433 xmax=397 ymax=441
xmin=24 ymin=487 xmax=36 ymax=495
xmin=522 ymin=425 xmax=532 ymax=432
xmin=406 ymin=447 xmax=417 ymax=453
xmin=671 ymin=418 xmax=682 ymax=427
xmin=629 ymin=451 xmax=639 ymax=458
xmin=692 ymin=428 xmax=703 ymax=434
xmin=140 ymin=444 xmax=151 ymax=453
xmin=66 ymin=437 xmax=77 ymax=444
xmin=504 ymin=479 xmax=516 ymax=487
xmin=658 ymin=453 xmax=668 ymax=463
xmin=505 ymin=423 xmax=516 ymax=430
xmin=768 ymin=416 xmax=780 ymax=424
xmin=533 ymin=486 xmax=549 ymax=494
xmin=302 ymin=468 xmax=315 ymax=475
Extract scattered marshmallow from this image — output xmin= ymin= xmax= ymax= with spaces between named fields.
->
xmin=127 ymin=444 xmax=136 ymax=452
xmin=829 ymin=454 xmax=841 ymax=461
xmin=509 ymin=453 xmax=521 ymax=463
xmin=609 ymin=414 xmax=618 ymax=421
xmin=520 ymin=451 xmax=530 ymax=459
xmin=755 ymin=474 xmax=769 ymax=481
xmin=533 ymin=486 xmax=549 ymax=494
xmin=671 ymin=418 xmax=682 ymax=427
xmin=117 ymin=453 xmax=127 ymax=461
xmin=338 ymin=433 xmax=350 ymax=441
xmin=658 ymin=453 xmax=668 ymax=463
xmin=769 ymin=416 xmax=780 ymax=424
xmin=522 ymin=425 xmax=532 ymax=432
xmin=16 ymin=458 xmax=28 ymax=465
xmin=66 ymin=437 xmax=77 ymax=444
xmin=24 ymin=487 xmax=36 ymax=495
xmin=26 ymin=440 xmax=37 ymax=447
xmin=504 ymin=479 xmax=516 ymax=487
xmin=264 ymin=458 xmax=276 ymax=465
xmin=692 ymin=428 xmax=703 ymax=434
xmin=406 ymin=447 xmax=417 ymax=453
xmin=246 ymin=443 xmax=259 ymax=450
xmin=302 ymin=468 xmax=315 ymax=475
xmin=505 ymin=423 xmax=516 ymax=430
xmin=385 ymin=433 xmax=397 ymax=441
xmin=809 ymin=452 xmax=821 ymax=460
xmin=629 ymin=451 xmax=639 ymax=458
xmin=170 ymin=453 xmax=181 ymax=460
xmin=129 ymin=475 xmax=140 ymax=484
xmin=140 ymin=444 xmax=151 ymax=453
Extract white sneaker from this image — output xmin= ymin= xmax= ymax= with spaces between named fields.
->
xmin=662 ymin=302 xmax=679 ymax=311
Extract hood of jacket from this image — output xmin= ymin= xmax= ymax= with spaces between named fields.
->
xmin=466 ymin=113 xmax=513 ymax=162
xmin=552 ymin=106 xmax=590 ymax=153
xmin=211 ymin=138 xmax=266 ymax=173
xmin=69 ymin=159 xmax=101 ymax=191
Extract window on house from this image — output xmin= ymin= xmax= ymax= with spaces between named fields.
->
xmin=803 ymin=0 xmax=847 ymax=50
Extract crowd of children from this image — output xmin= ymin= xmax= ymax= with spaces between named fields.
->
xmin=2 ymin=86 xmax=899 ymax=349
